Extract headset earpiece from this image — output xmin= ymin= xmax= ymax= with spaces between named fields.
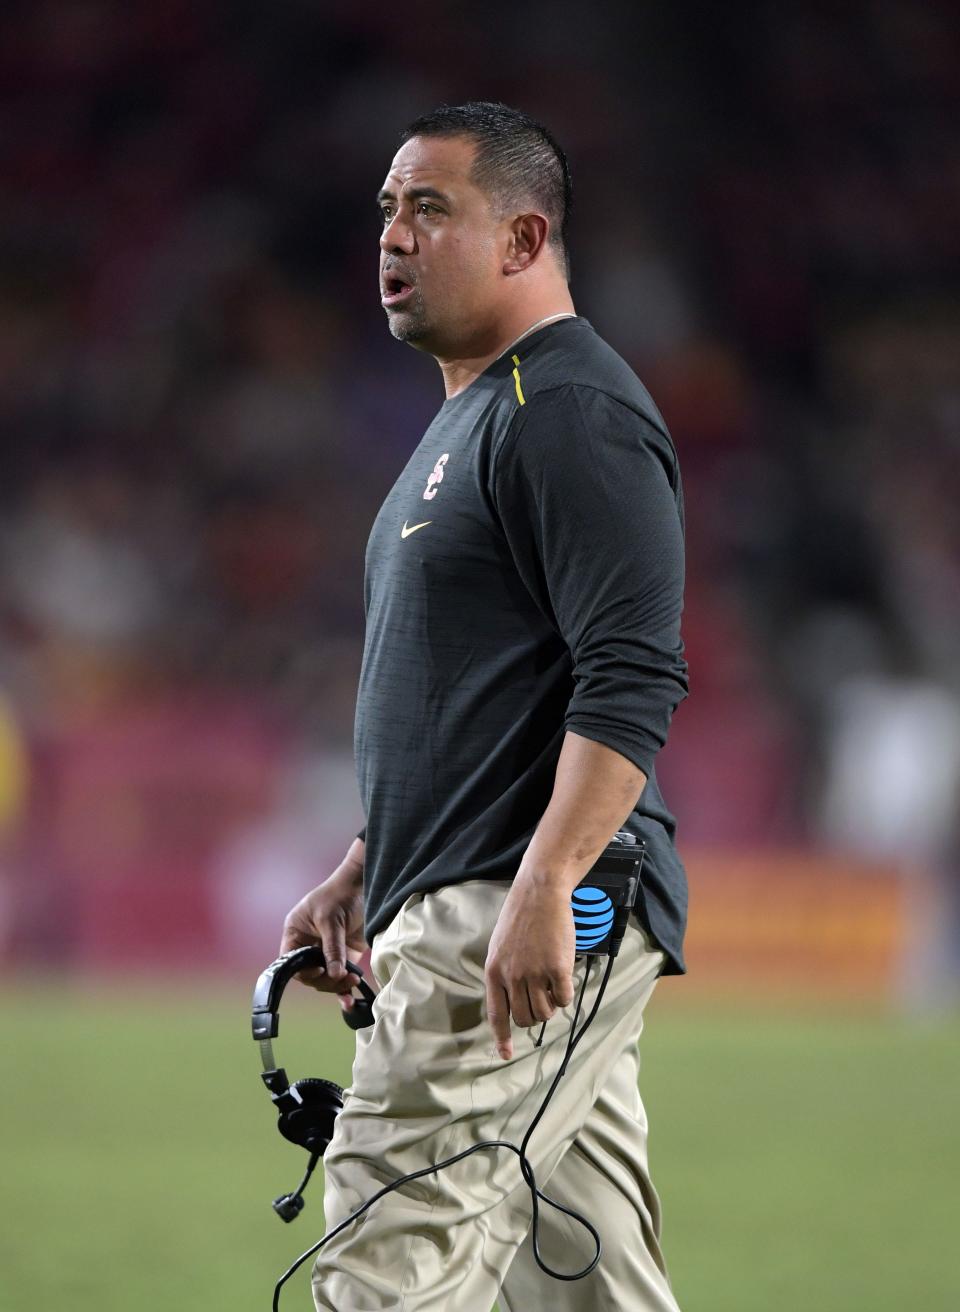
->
xmin=277 ymin=1078 xmax=344 ymax=1155
xmin=342 ymin=994 xmax=375 ymax=1030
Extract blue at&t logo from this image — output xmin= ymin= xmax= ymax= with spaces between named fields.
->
xmin=571 ymin=886 xmax=615 ymax=951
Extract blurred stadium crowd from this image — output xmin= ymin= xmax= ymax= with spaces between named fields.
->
xmin=0 ymin=1 xmax=957 ymax=989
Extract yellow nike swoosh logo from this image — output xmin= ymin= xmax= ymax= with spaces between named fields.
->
xmin=401 ymin=520 xmax=432 ymax=538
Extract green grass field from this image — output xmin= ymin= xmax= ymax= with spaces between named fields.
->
xmin=1 ymin=981 xmax=957 ymax=1311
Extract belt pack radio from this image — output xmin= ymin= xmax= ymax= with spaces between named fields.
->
xmin=570 ymin=830 xmax=645 ymax=957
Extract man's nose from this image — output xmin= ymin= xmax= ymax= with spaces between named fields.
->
xmin=379 ymin=211 xmax=416 ymax=255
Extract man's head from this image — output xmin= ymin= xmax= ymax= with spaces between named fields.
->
xmin=377 ymin=101 xmax=572 ymax=355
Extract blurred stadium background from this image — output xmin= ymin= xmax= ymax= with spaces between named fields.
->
xmin=0 ymin=2 xmax=958 ymax=1309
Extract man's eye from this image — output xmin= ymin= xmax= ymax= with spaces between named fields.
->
xmin=380 ymin=208 xmax=394 ymax=223
xmin=417 ymin=202 xmax=438 ymax=215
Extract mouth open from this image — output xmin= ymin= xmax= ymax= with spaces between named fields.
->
xmin=381 ymin=275 xmax=415 ymax=308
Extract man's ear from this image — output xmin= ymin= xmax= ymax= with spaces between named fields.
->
xmin=503 ymin=213 xmax=550 ymax=275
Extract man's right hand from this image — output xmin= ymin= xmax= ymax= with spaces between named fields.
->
xmin=280 ymin=840 xmax=368 ymax=1010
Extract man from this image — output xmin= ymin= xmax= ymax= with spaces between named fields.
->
xmin=280 ymin=101 xmax=689 ymax=1311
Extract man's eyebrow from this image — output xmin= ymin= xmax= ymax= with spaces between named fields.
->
xmin=376 ymin=185 xmax=452 ymax=206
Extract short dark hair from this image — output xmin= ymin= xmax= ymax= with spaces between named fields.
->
xmin=399 ymin=101 xmax=572 ymax=278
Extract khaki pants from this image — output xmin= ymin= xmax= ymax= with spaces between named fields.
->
xmin=312 ymin=880 xmax=681 ymax=1312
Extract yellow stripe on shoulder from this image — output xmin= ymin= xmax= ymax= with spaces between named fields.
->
xmin=511 ymin=353 xmax=526 ymax=406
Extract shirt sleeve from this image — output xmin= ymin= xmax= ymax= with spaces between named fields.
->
xmin=491 ymin=384 xmax=688 ymax=779
xmin=357 ymin=827 xmax=366 ymax=842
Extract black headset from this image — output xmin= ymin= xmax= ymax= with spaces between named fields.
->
xmin=251 ymin=945 xmax=377 ymax=1220
xmin=255 ymin=834 xmax=647 ymax=1308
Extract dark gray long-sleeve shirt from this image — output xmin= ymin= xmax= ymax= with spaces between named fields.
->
xmin=354 ymin=316 xmax=689 ymax=971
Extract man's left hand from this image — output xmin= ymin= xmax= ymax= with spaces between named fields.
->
xmin=484 ymin=873 xmax=576 ymax=1060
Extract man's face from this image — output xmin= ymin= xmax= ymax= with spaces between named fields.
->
xmin=377 ymin=135 xmax=507 ymax=352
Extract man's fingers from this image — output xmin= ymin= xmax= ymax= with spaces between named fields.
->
xmin=279 ymin=928 xmax=324 ymax=988
xmin=485 ymin=974 xmax=513 ymax=1060
xmin=294 ymin=963 xmax=326 ymax=989
xmin=487 ymin=970 xmax=567 ymax=1057
xmin=320 ymin=920 xmax=348 ymax=981
xmin=509 ymin=981 xmax=536 ymax=1030
xmin=279 ymin=926 xmax=305 ymax=959
xmin=549 ymin=972 xmax=575 ymax=1010
xmin=279 ymin=930 xmax=354 ymax=994
xmin=525 ymin=980 xmax=557 ymax=1026
xmin=294 ymin=963 xmax=353 ymax=994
